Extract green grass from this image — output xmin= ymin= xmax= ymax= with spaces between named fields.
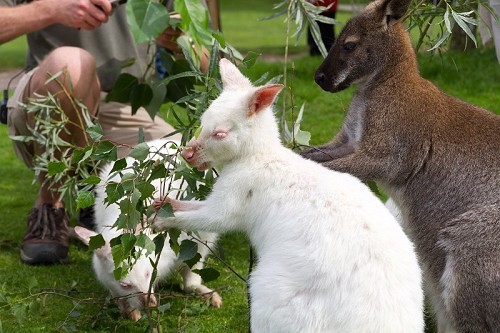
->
xmin=219 ymin=0 xmax=353 ymax=56
xmin=0 ymin=36 xmax=27 ymax=71
xmin=0 ymin=0 xmax=499 ymax=332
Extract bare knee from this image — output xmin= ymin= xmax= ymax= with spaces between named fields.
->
xmin=29 ymin=47 xmax=100 ymax=117
xmin=32 ymin=47 xmax=100 ymax=97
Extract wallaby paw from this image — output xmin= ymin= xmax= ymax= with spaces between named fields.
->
xmin=153 ymin=196 xmax=185 ymax=212
xmin=153 ymin=197 xmax=166 ymax=212
xmin=209 ymin=291 xmax=223 ymax=308
xmin=129 ymin=309 xmax=142 ymax=321
xmin=151 ymin=220 xmax=168 ymax=232
xmin=118 ymin=299 xmax=142 ymax=321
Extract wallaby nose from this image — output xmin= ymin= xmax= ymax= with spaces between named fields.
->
xmin=181 ymin=146 xmax=195 ymax=161
xmin=315 ymin=71 xmax=326 ymax=85
xmin=148 ymin=295 xmax=157 ymax=307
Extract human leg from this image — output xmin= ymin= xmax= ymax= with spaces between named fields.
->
xmin=307 ymin=11 xmax=336 ymax=56
xmin=490 ymin=0 xmax=500 ymax=63
xmin=9 ymin=46 xmax=100 ymax=264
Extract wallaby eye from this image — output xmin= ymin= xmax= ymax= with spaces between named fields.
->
xmin=212 ymin=130 xmax=228 ymax=140
xmin=343 ymin=42 xmax=357 ymax=51
xmin=120 ymin=282 xmax=132 ymax=290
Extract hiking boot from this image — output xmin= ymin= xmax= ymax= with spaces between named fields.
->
xmin=20 ymin=204 xmax=70 ymax=265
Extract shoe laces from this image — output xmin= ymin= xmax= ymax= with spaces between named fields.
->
xmin=25 ymin=204 xmax=68 ymax=241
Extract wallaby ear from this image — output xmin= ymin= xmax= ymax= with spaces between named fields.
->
xmin=219 ymin=58 xmax=252 ymax=89
xmin=371 ymin=0 xmax=411 ymax=27
xmin=248 ymin=84 xmax=284 ymax=116
xmin=95 ymin=242 xmax=112 ymax=260
xmin=72 ymin=226 xmax=97 ymax=246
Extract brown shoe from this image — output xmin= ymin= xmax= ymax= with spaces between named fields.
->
xmin=20 ymin=204 xmax=70 ymax=265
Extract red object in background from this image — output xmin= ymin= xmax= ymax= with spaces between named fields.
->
xmin=313 ymin=0 xmax=338 ymax=13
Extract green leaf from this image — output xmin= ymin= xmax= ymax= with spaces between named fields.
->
xmin=120 ymin=233 xmax=137 ymax=256
xmin=47 ymin=161 xmax=67 ymax=176
xmin=130 ymin=83 xmax=153 ymax=115
xmin=179 ymin=239 xmax=198 ymax=261
xmin=110 ymin=234 xmax=122 ymax=248
xmin=128 ymin=0 xmax=169 ymax=44
xmin=88 ymin=234 xmax=106 ymax=251
xmin=138 ymin=127 xmax=144 ymax=144
xmin=161 ymin=70 xmax=200 ymax=86
xmin=168 ymin=228 xmax=181 ymax=254
xmin=211 ymin=31 xmax=226 ymax=49
xmin=158 ymin=203 xmax=174 ymax=218
xmin=149 ymin=163 xmax=168 ymax=181
xmin=121 ymin=173 xmax=137 ymax=192
xmin=113 ymin=266 xmax=125 ymax=281
xmin=131 ymin=187 xmax=142 ymax=206
xmin=129 ymin=142 xmax=150 ymax=161
xmin=451 ymin=10 xmax=477 ymax=47
xmin=69 ymin=310 xmax=80 ymax=318
xmin=429 ymin=29 xmax=451 ymax=51
xmin=110 ymin=158 xmax=128 ymax=173
xmin=136 ymin=181 xmax=156 ymax=200
xmin=193 ymin=126 xmax=202 ymax=139
xmin=164 ymin=60 xmax=196 ymax=102
xmin=105 ymin=73 xmax=138 ymax=103
xmin=87 ymin=124 xmax=104 ymax=141
xmin=83 ymin=175 xmax=101 ymax=185
xmin=294 ymin=129 xmax=311 ymax=146
xmin=175 ymin=0 xmax=212 ymax=46
xmin=242 ymin=52 xmax=260 ymax=69
xmin=105 ymin=182 xmax=124 ymax=204
xmin=27 ymin=276 xmax=38 ymax=293
xmin=116 ymin=210 xmax=141 ymax=229
xmin=444 ymin=7 xmax=452 ymax=33
xmin=11 ymin=304 xmax=27 ymax=325
xmin=77 ymin=191 xmax=95 ymax=210
xmin=145 ymin=79 xmax=167 ymax=120
xmin=157 ymin=303 xmax=171 ymax=313
xmin=136 ymin=233 xmax=155 ymax=255
xmin=192 ymin=267 xmax=220 ymax=283
xmin=153 ymin=233 xmax=165 ymax=256
xmin=184 ymin=252 xmax=202 ymax=268
xmin=367 ymin=180 xmax=384 ymax=198
xmin=94 ymin=140 xmax=117 ymax=161
xmin=72 ymin=146 xmax=94 ymax=165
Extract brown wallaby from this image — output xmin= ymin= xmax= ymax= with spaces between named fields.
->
xmin=300 ymin=0 xmax=500 ymax=332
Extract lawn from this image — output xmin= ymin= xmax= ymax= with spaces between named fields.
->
xmin=0 ymin=0 xmax=499 ymax=332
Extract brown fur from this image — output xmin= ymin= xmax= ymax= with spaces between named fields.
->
xmin=301 ymin=0 xmax=500 ymax=331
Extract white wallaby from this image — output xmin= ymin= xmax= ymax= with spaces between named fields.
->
xmin=153 ymin=59 xmax=424 ymax=333
xmin=73 ymin=138 xmax=221 ymax=321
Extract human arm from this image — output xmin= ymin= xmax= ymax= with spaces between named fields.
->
xmin=0 ymin=0 xmax=114 ymax=44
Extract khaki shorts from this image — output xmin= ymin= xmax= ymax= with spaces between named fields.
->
xmin=7 ymin=68 xmax=181 ymax=168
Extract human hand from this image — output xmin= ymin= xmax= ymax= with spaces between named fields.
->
xmin=156 ymin=27 xmax=183 ymax=54
xmin=51 ymin=0 xmax=114 ymax=30
xmin=156 ymin=13 xmax=184 ymax=54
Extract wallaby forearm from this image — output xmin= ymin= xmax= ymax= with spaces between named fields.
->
xmin=301 ymin=129 xmax=354 ymax=162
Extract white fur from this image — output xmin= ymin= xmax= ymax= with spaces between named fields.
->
xmin=74 ymin=138 xmax=221 ymax=320
xmin=154 ymin=59 xmax=424 ymax=332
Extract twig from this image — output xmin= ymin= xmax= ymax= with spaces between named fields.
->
xmin=188 ymin=234 xmax=247 ymax=283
